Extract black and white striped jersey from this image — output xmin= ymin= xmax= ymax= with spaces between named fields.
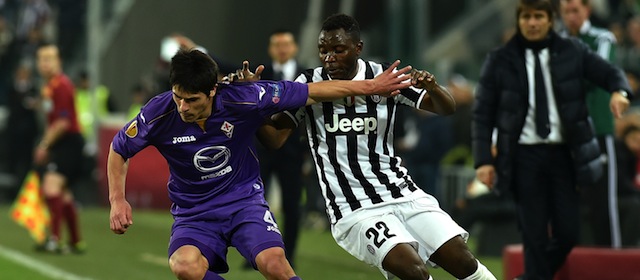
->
xmin=285 ymin=59 xmax=427 ymax=224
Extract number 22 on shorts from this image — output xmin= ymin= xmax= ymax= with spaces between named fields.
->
xmin=365 ymin=221 xmax=396 ymax=248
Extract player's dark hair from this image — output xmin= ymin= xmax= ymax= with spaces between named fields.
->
xmin=169 ymin=49 xmax=218 ymax=95
xmin=321 ymin=14 xmax=361 ymax=42
xmin=517 ymin=0 xmax=555 ymax=20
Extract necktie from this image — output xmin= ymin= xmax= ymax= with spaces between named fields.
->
xmin=534 ymin=49 xmax=550 ymax=138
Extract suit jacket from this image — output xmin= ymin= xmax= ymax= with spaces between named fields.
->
xmin=472 ymin=31 xmax=632 ymax=195
xmin=261 ymin=61 xmax=305 ymax=82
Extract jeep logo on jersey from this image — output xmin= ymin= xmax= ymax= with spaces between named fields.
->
xmin=193 ymin=146 xmax=231 ymax=174
xmin=172 ymin=135 xmax=196 ymax=144
xmin=325 ymin=114 xmax=377 ymax=135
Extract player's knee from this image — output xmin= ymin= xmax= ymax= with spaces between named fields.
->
xmin=255 ymin=247 xmax=293 ymax=279
xmin=383 ymin=244 xmax=430 ymax=280
xmin=169 ymin=246 xmax=207 ymax=280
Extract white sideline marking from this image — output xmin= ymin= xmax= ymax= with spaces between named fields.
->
xmin=0 ymin=244 xmax=95 ymax=280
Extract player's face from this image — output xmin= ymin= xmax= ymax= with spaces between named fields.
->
xmin=318 ymin=28 xmax=362 ymax=80
xmin=36 ymin=46 xmax=61 ymax=79
xmin=518 ymin=8 xmax=553 ymax=42
xmin=172 ymin=86 xmax=215 ymax=123
xmin=625 ymin=130 xmax=640 ymax=154
xmin=560 ymin=0 xmax=589 ymax=35
xmin=269 ymin=33 xmax=298 ymax=64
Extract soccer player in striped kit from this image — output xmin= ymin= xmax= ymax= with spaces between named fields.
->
xmin=258 ymin=14 xmax=496 ymax=280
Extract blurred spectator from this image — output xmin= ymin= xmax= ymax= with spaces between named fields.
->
xmin=0 ymin=15 xmax=15 ymax=102
xmin=442 ymin=73 xmax=475 ymax=167
xmin=54 ymin=0 xmax=86 ymax=63
xmin=34 ymin=44 xmax=85 ymax=254
xmin=6 ymin=62 xmax=39 ymax=199
xmin=396 ymin=108 xmax=453 ymax=199
xmin=74 ymin=70 xmax=116 ymax=155
xmin=14 ymin=0 xmax=51 ymax=43
xmin=254 ymin=29 xmax=307 ymax=267
xmin=559 ymin=0 xmax=623 ymax=248
xmin=614 ymin=124 xmax=640 ymax=246
xmin=153 ymin=33 xmax=236 ymax=93
xmin=127 ymin=83 xmax=150 ymax=121
xmin=0 ymin=15 xmax=13 ymax=61
xmin=626 ymin=68 xmax=640 ymax=107
xmin=618 ymin=16 xmax=640 ymax=75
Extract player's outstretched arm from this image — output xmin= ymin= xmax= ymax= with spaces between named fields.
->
xmin=107 ymin=144 xmax=133 ymax=234
xmin=410 ymin=69 xmax=456 ymax=115
xmin=305 ymin=60 xmax=412 ymax=105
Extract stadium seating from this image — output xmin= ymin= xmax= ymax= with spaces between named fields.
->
xmin=503 ymin=244 xmax=640 ymax=279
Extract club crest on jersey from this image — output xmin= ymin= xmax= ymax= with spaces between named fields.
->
xmin=221 ymin=121 xmax=234 ymax=138
xmin=269 ymin=83 xmax=281 ymax=104
xmin=345 ymin=96 xmax=356 ymax=107
xmin=125 ymin=120 xmax=138 ymax=138
xmin=371 ymin=95 xmax=381 ymax=103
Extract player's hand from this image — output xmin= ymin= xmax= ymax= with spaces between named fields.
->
xmin=475 ymin=164 xmax=496 ymax=189
xmin=110 ymin=198 xmax=133 ymax=234
xmin=410 ymin=69 xmax=438 ymax=91
xmin=33 ymin=146 xmax=48 ymax=166
xmin=225 ymin=61 xmax=264 ymax=82
xmin=371 ymin=60 xmax=412 ymax=97
xmin=610 ymin=91 xmax=630 ymax=119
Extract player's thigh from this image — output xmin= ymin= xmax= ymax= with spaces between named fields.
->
xmin=333 ymin=212 xmax=418 ymax=269
xmin=41 ymin=171 xmax=66 ymax=196
xmin=229 ymin=204 xmax=286 ymax=269
xmin=169 ymin=221 xmax=230 ymax=273
xmin=48 ymin=133 xmax=84 ymax=188
xmin=402 ymin=194 xmax=469 ymax=265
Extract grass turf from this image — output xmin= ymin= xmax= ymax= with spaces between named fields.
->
xmin=0 ymin=205 xmax=503 ymax=279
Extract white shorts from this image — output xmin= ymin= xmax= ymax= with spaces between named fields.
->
xmin=331 ymin=189 xmax=468 ymax=279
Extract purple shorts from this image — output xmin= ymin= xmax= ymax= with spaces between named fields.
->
xmin=168 ymin=202 xmax=284 ymax=273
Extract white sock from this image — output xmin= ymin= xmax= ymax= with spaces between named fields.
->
xmin=459 ymin=260 xmax=497 ymax=280
xmin=428 ymin=275 xmax=433 ymax=280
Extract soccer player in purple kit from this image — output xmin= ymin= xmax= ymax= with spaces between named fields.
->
xmin=107 ymin=49 xmax=411 ymax=280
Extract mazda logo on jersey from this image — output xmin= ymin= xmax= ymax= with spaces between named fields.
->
xmin=324 ymin=113 xmax=377 ymax=135
xmin=193 ymin=146 xmax=231 ymax=175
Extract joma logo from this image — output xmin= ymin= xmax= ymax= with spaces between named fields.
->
xmin=172 ymin=135 xmax=196 ymax=144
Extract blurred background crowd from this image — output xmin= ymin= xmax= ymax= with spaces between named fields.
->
xmin=0 ymin=0 xmax=639 ymax=256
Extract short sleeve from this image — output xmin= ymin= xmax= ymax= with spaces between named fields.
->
xmin=111 ymin=110 xmax=152 ymax=160
xmin=256 ymin=80 xmax=308 ymax=118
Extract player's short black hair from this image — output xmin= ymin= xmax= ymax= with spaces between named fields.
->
xmin=517 ymin=0 xmax=555 ymax=20
xmin=321 ymin=14 xmax=361 ymax=42
xmin=169 ymin=49 xmax=218 ymax=95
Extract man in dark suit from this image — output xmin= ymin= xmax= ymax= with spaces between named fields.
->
xmin=256 ymin=29 xmax=307 ymax=267
xmin=472 ymin=0 xmax=632 ymax=279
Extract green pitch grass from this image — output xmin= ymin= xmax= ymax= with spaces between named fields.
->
xmin=0 ymin=205 xmax=503 ymax=280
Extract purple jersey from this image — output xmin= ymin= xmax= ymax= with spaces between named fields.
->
xmin=111 ymin=81 xmax=308 ymax=220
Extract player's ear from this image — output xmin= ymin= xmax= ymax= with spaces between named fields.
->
xmin=209 ymin=85 xmax=217 ymax=97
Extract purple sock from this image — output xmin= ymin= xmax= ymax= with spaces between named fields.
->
xmin=289 ymin=277 xmax=302 ymax=280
